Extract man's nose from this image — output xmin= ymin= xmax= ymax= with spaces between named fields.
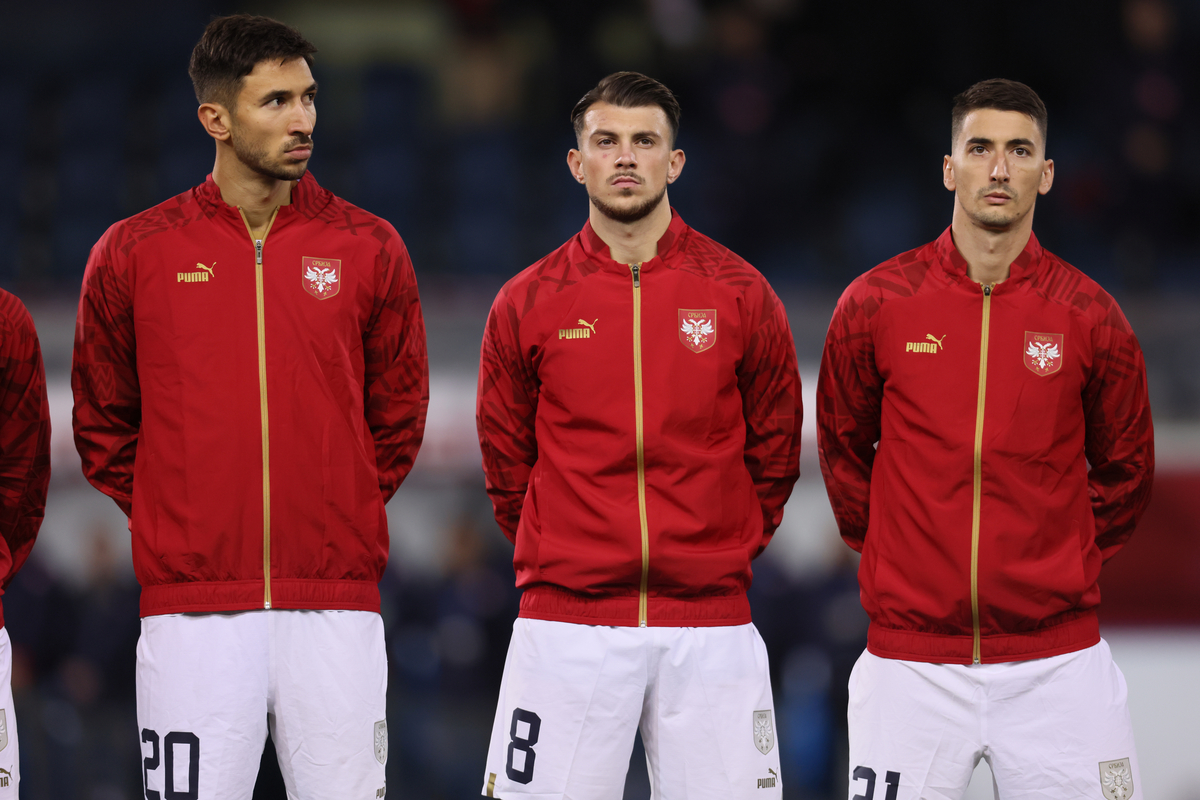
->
xmin=614 ymin=142 xmax=637 ymax=168
xmin=290 ymin=103 xmax=315 ymax=136
xmin=990 ymin=153 xmax=1010 ymax=182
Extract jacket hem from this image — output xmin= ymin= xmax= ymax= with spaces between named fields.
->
xmin=518 ymin=585 xmax=751 ymax=627
xmin=139 ymin=579 xmax=381 ymax=617
xmin=866 ymin=611 xmax=1100 ymax=664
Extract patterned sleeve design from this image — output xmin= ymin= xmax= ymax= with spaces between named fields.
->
xmin=72 ymin=225 xmax=141 ymax=516
xmin=738 ymin=276 xmax=803 ymax=550
xmin=817 ymin=280 xmax=884 ymax=552
xmin=476 ymin=280 xmax=540 ymax=544
xmin=1079 ymin=291 xmax=1154 ymax=561
xmin=0 ymin=292 xmax=51 ymax=587
xmin=363 ymin=223 xmax=429 ymax=502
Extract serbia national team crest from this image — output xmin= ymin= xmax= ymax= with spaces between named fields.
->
xmin=1099 ymin=758 xmax=1134 ymax=800
xmin=753 ymin=710 xmax=775 ymax=755
xmin=302 ymin=256 xmax=342 ymax=299
xmin=679 ymin=309 xmax=717 ymax=353
xmin=1024 ymin=331 xmax=1064 ymax=376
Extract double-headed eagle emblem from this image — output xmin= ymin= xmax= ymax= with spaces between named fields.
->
xmin=680 ymin=317 xmax=714 ymax=348
xmin=1025 ymin=340 xmax=1060 ymax=371
xmin=1099 ymin=758 xmax=1134 ymax=800
xmin=305 ymin=265 xmax=339 ymax=296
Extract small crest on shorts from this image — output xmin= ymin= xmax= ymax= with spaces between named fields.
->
xmin=1099 ymin=758 xmax=1134 ymax=800
xmin=753 ymin=710 xmax=775 ymax=755
xmin=1024 ymin=331 xmax=1064 ymax=376
xmin=303 ymin=256 xmax=342 ymax=300
xmin=679 ymin=309 xmax=717 ymax=353
xmin=0 ymin=710 xmax=7 ymax=752
xmin=374 ymin=719 xmax=388 ymax=765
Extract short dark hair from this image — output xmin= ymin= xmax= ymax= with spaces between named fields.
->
xmin=951 ymin=79 xmax=1048 ymax=150
xmin=189 ymin=14 xmax=317 ymax=109
xmin=570 ymin=72 xmax=682 ymax=145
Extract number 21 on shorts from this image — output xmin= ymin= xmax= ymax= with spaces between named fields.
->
xmin=852 ymin=765 xmax=900 ymax=800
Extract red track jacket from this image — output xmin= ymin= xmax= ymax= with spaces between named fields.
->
xmin=818 ymin=228 xmax=1154 ymax=664
xmin=72 ymin=172 xmax=428 ymax=617
xmin=0 ymin=290 xmax=50 ymax=629
xmin=477 ymin=211 xmax=802 ymax=627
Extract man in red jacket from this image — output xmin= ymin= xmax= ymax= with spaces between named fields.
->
xmin=818 ymin=79 xmax=1153 ymax=800
xmin=0 ymin=290 xmax=51 ymax=795
xmin=71 ymin=15 xmax=427 ymax=800
xmin=476 ymin=72 xmax=802 ymax=799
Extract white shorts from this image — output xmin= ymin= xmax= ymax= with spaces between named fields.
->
xmin=0 ymin=629 xmax=19 ymax=796
xmin=847 ymin=640 xmax=1139 ymax=800
xmin=482 ymin=619 xmax=782 ymax=800
xmin=136 ymin=609 xmax=387 ymax=800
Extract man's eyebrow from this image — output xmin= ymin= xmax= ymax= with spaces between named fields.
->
xmin=257 ymin=82 xmax=319 ymax=104
xmin=965 ymin=136 xmax=1038 ymax=150
xmin=591 ymin=128 xmax=660 ymax=140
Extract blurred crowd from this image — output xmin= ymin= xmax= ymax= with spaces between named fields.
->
xmin=1 ymin=0 xmax=1198 ymax=798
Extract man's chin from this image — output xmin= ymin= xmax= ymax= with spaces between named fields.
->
xmin=253 ymin=161 xmax=308 ymax=182
xmin=590 ymin=191 xmax=665 ymax=224
xmin=971 ymin=208 xmax=1021 ymax=231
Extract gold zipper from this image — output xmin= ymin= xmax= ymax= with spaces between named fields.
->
xmin=630 ymin=262 xmax=650 ymax=627
xmin=970 ymin=283 xmax=993 ymax=663
xmin=239 ymin=207 xmax=280 ymax=610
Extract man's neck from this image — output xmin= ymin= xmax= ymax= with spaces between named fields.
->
xmin=950 ymin=206 xmax=1034 ymax=286
xmin=212 ymin=149 xmax=294 ymax=236
xmin=589 ymin=198 xmax=673 ymax=266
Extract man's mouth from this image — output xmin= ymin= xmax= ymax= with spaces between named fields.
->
xmin=284 ymin=140 xmax=314 ymax=159
xmin=611 ymin=174 xmax=641 ymax=187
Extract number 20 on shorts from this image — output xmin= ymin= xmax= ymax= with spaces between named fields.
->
xmin=141 ymin=728 xmax=200 ymax=800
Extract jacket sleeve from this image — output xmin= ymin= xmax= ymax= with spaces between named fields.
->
xmin=476 ymin=287 xmax=538 ymax=544
xmin=72 ymin=229 xmax=140 ymax=517
xmin=0 ymin=297 xmax=51 ymax=589
xmin=816 ymin=282 xmax=882 ymax=553
xmin=739 ymin=279 xmax=803 ymax=554
xmin=364 ymin=229 xmax=429 ymax=503
xmin=1083 ymin=299 xmax=1154 ymax=562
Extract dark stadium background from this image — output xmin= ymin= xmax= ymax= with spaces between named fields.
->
xmin=0 ymin=1 xmax=1197 ymax=798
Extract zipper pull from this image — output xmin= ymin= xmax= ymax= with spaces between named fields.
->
xmin=630 ymin=262 xmax=641 ymax=288
xmin=983 ymin=283 xmax=992 ymax=297
xmin=255 ymin=239 xmax=264 ymax=265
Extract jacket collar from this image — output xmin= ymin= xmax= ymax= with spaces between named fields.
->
xmin=934 ymin=225 xmax=1043 ymax=288
xmin=194 ymin=171 xmax=331 ymax=221
xmin=578 ymin=208 xmax=689 ymax=272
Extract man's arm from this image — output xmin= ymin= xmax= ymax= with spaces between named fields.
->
xmin=72 ymin=231 xmax=140 ymax=516
xmin=0 ymin=296 xmax=50 ymax=588
xmin=476 ymin=289 xmax=538 ymax=543
xmin=739 ymin=280 xmax=803 ymax=554
xmin=364 ymin=231 xmax=429 ymax=503
xmin=1083 ymin=301 xmax=1154 ymax=561
xmin=816 ymin=284 xmax=883 ymax=552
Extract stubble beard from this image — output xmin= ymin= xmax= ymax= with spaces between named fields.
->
xmin=229 ymin=124 xmax=311 ymax=182
xmin=589 ymin=185 xmax=667 ymax=224
xmin=967 ymin=186 xmax=1022 ymax=230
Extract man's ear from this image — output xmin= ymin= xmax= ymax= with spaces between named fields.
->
xmin=198 ymin=102 xmax=233 ymax=143
xmin=567 ymin=149 xmax=585 ymax=184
